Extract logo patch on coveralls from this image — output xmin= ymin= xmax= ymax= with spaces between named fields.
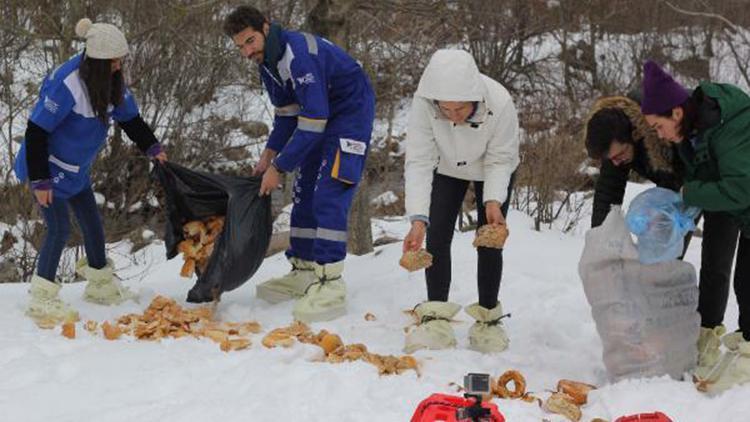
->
xmin=340 ymin=138 xmax=366 ymax=155
xmin=44 ymin=96 xmax=59 ymax=114
xmin=296 ymin=72 xmax=316 ymax=85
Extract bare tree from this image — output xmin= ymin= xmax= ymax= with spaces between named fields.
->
xmin=5 ymin=0 xmax=750 ymax=276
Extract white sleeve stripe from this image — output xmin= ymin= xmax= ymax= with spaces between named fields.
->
xmin=49 ymin=155 xmax=80 ymax=173
xmin=297 ymin=117 xmax=327 ymax=133
xmin=302 ymin=32 xmax=319 ymax=55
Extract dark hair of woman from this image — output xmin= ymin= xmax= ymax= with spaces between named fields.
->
xmin=656 ymin=96 xmax=700 ymax=140
xmin=79 ymin=53 xmax=124 ymax=123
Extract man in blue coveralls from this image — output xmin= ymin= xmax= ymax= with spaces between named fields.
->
xmin=224 ymin=5 xmax=375 ymax=322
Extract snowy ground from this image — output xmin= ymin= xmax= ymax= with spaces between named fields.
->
xmin=1 ymin=183 xmax=748 ymax=422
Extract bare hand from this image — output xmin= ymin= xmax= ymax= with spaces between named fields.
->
xmin=253 ymin=149 xmax=278 ymax=177
xmin=153 ymin=151 xmax=167 ymax=163
xmin=403 ymin=220 xmax=427 ymax=252
xmin=259 ymin=165 xmax=281 ymax=196
xmin=34 ymin=189 xmax=53 ymax=207
xmin=485 ymin=201 xmax=506 ymax=225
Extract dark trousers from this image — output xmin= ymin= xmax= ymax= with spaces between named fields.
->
xmin=36 ymin=187 xmax=106 ymax=282
xmin=697 ymin=211 xmax=740 ymax=329
xmin=425 ymin=172 xmax=514 ymax=309
xmin=734 ymin=234 xmax=750 ymax=340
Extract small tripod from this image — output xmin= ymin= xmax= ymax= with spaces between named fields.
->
xmin=455 ymin=394 xmax=491 ymax=422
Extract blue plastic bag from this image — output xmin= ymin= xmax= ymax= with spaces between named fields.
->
xmin=625 ymin=187 xmax=700 ymax=264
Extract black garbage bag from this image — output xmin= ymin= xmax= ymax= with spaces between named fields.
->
xmin=153 ymin=162 xmax=272 ymax=303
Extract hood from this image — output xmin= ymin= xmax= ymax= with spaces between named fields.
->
xmin=699 ymin=81 xmax=750 ymax=127
xmin=583 ymin=95 xmax=674 ymax=173
xmin=415 ymin=49 xmax=485 ymax=102
xmin=263 ymin=22 xmax=285 ymax=69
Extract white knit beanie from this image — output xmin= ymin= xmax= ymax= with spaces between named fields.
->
xmin=75 ymin=18 xmax=129 ymax=59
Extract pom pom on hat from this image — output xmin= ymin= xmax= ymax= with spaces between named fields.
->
xmin=75 ymin=18 xmax=93 ymax=38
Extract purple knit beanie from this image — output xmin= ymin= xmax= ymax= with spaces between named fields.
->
xmin=641 ymin=60 xmax=690 ymax=115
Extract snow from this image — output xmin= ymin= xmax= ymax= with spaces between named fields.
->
xmin=579 ymin=163 xmax=600 ymax=177
xmin=272 ymin=203 xmax=294 ymax=233
xmin=146 ymin=193 xmax=159 ymax=208
xmin=371 ymin=190 xmax=399 ymax=207
xmin=125 ymin=193 xmax=158 ymax=212
xmin=0 ymin=183 xmax=748 ymax=422
xmin=127 ymin=201 xmax=143 ymax=213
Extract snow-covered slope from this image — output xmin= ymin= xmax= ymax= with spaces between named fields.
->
xmin=0 ymin=183 xmax=747 ymax=422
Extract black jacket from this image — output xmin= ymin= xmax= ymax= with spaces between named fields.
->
xmin=584 ymin=96 xmax=684 ymax=227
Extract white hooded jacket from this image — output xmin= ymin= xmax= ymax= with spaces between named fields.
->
xmin=405 ymin=49 xmax=520 ymax=221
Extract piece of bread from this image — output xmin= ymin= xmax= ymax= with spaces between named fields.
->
xmin=556 ymin=379 xmax=596 ymax=405
xmin=543 ymin=392 xmax=581 ymax=422
xmin=61 ymin=322 xmax=76 ymax=339
xmin=473 ymin=224 xmax=509 ymax=249
xmin=262 ymin=329 xmax=296 ymax=348
xmin=399 ymin=249 xmax=433 ymax=272
xmin=317 ymin=333 xmax=344 ymax=355
xmin=494 ymin=369 xmax=527 ymax=399
xmin=180 ymin=258 xmax=196 ymax=278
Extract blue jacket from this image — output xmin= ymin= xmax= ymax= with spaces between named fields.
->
xmin=14 ymin=54 xmax=140 ymax=198
xmin=260 ymin=25 xmax=375 ymax=184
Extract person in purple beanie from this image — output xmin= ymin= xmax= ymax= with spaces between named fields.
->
xmin=641 ymin=59 xmax=750 ymax=394
xmin=13 ymin=18 xmax=167 ymax=327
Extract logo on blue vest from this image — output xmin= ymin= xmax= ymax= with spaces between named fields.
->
xmin=296 ymin=72 xmax=316 ymax=86
xmin=44 ymin=96 xmax=60 ymax=114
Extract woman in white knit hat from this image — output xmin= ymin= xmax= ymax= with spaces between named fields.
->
xmin=14 ymin=18 xmax=167 ymax=327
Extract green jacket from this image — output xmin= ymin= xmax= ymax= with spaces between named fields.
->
xmin=681 ymin=81 xmax=750 ymax=232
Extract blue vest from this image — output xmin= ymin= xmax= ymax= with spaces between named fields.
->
xmin=261 ymin=28 xmax=375 ymax=184
xmin=14 ymin=54 xmax=140 ymax=198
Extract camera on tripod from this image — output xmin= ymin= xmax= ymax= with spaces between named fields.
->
xmin=463 ymin=373 xmax=491 ymax=396
xmin=410 ymin=372 xmax=504 ymax=422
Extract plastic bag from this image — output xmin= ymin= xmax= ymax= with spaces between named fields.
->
xmin=579 ymin=206 xmax=699 ymax=382
xmin=153 ymin=162 xmax=272 ymax=303
xmin=625 ymin=187 xmax=700 ymax=264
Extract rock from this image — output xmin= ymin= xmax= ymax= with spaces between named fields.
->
xmin=0 ymin=260 xmax=20 ymax=283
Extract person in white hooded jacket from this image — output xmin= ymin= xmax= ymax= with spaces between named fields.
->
xmin=402 ymin=49 xmax=520 ymax=354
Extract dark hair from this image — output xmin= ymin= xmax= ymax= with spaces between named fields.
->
xmin=224 ymin=6 xmax=267 ymax=36
xmin=79 ymin=54 xmax=124 ymax=124
xmin=656 ymin=96 xmax=699 ymax=140
xmin=585 ymin=108 xmax=634 ymax=159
